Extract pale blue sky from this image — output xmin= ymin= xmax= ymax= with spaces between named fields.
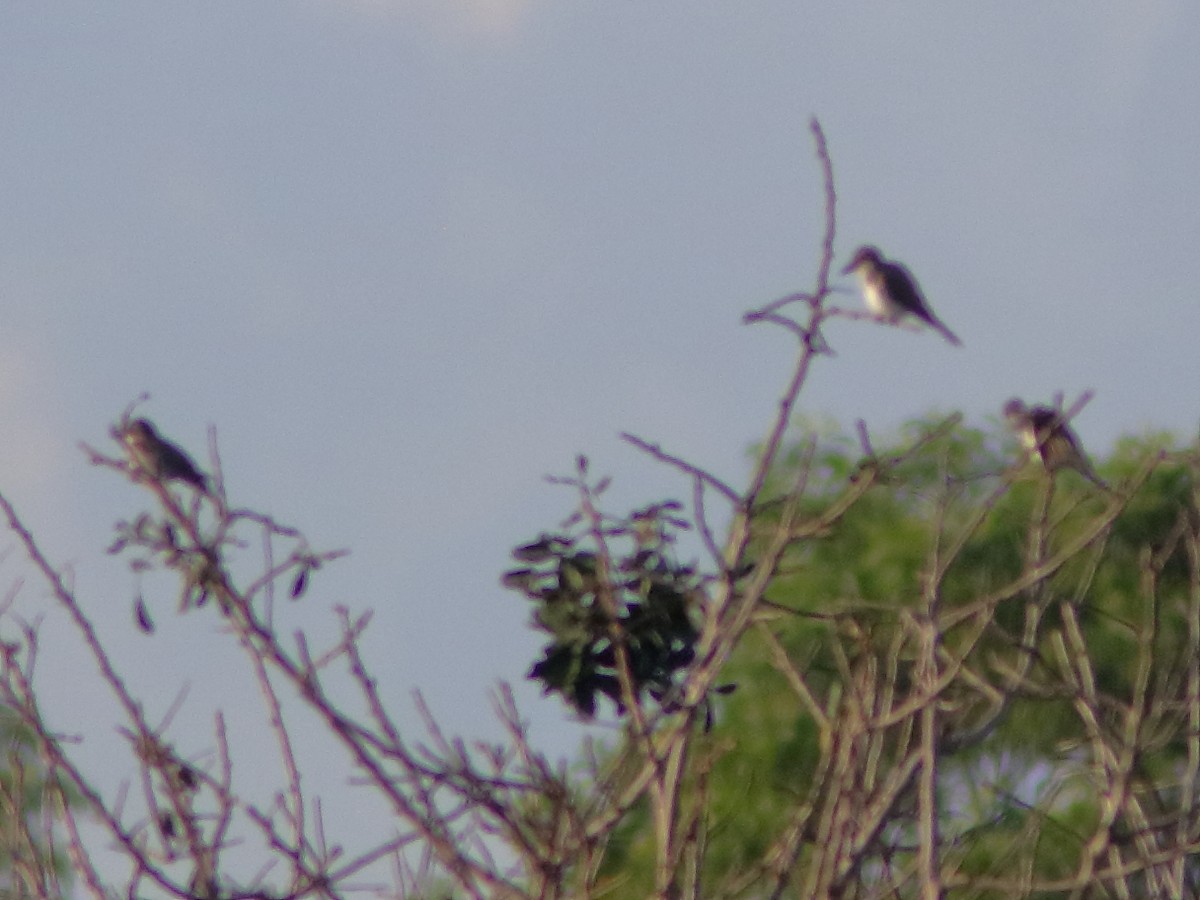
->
xmin=2 ymin=2 xmax=1197 ymax=888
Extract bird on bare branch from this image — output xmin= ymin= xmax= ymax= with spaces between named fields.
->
xmin=842 ymin=245 xmax=962 ymax=346
xmin=122 ymin=418 xmax=208 ymax=491
xmin=1003 ymin=398 xmax=1107 ymax=488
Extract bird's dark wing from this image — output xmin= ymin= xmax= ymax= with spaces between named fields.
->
xmin=157 ymin=440 xmax=208 ymax=489
xmin=882 ymin=261 xmax=962 ymax=345
xmin=1027 ymin=407 xmax=1087 ymax=469
xmin=880 ymin=262 xmax=937 ymax=325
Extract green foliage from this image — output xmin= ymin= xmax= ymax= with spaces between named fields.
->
xmin=0 ymin=705 xmax=77 ymax=892
xmin=504 ymin=500 xmax=702 ymax=718
xmin=596 ymin=415 xmax=1194 ymax=894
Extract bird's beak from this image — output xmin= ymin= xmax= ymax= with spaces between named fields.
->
xmin=840 ymin=258 xmax=860 ymax=275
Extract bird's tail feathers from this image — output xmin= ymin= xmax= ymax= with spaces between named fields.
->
xmin=934 ymin=319 xmax=963 ymax=347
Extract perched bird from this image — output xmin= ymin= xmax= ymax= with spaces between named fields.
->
xmin=123 ymin=418 xmax=208 ymax=490
xmin=841 ymin=245 xmax=962 ymax=346
xmin=1003 ymin=399 xmax=1107 ymax=488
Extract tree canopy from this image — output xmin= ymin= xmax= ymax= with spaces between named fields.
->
xmin=589 ymin=417 xmax=1197 ymax=896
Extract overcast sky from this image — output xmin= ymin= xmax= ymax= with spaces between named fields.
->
xmin=2 ymin=2 xmax=1198 ymax=889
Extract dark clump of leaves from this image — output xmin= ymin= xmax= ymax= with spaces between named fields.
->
xmin=503 ymin=500 xmax=702 ymax=718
